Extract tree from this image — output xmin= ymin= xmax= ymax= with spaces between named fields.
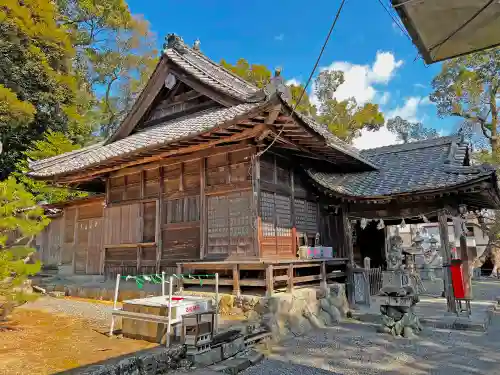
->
xmin=220 ymin=58 xmax=317 ymax=116
xmin=13 ymin=131 xmax=87 ymax=204
xmin=431 ymin=48 xmax=500 ymax=277
xmin=0 ymin=177 xmax=49 ymax=321
xmin=56 ymin=0 xmax=158 ymax=137
xmin=430 ymin=48 xmax=500 ymax=151
xmin=387 ymin=116 xmax=439 ymax=143
xmin=314 ymin=70 xmax=385 ymax=142
xmin=0 ymin=0 xmax=93 ymax=178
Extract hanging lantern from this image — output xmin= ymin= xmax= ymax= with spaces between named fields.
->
xmin=360 ymin=218 xmax=368 ymax=230
xmin=400 ymin=218 xmax=407 ymax=228
xmin=377 ymin=219 xmax=385 ymax=230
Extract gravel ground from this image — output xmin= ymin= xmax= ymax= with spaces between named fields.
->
xmin=19 ymin=297 xmax=113 ymax=327
xmin=242 ymin=315 xmax=500 ymax=375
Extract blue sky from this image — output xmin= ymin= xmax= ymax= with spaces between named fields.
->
xmin=127 ymin=0 xmax=459 ymax=149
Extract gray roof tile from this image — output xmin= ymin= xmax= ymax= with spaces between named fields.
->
xmin=307 ymin=136 xmax=496 ymax=198
xmin=165 ymin=46 xmax=259 ymax=101
xmin=29 ymin=103 xmax=260 ymax=177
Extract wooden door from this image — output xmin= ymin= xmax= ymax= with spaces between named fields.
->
xmin=86 ymin=218 xmax=103 ymax=275
xmin=75 ymin=220 xmax=89 ymax=274
xmin=48 ymin=218 xmax=62 ymax=265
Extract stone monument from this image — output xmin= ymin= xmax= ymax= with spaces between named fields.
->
xmin=422 ymin=234 xmax=443 ymax=280
xmin=378 ymin=234 xmax=422 ymax=338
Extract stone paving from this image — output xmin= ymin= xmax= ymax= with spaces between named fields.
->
xmin=242 ymin=314 xmax=500 ymax=375
xmin=242 ymin=280 xmax=500 ymax=375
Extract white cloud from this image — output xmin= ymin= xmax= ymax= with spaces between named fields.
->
xmin=386 ymin=96 xmax=431 ymax=122
xmin=286 ymin=78 xmax=300 ymax=86
xmin=378 ymin=92 xmax=391 ymax=106
xmin=369 ymin=52 xmax=404 ymax=84
xmin=320 ymin=51 xmax=403 ymax=105
xmin=274 ymin=33 xmax=284 ymax=41
xmin=353 ymin=127 xmax=400 ymax=150
xmin=413 ymin=83 xmax=427 ymax=89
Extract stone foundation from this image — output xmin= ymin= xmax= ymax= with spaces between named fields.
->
xmin=254 ymin=283 xmax=350 ymax=341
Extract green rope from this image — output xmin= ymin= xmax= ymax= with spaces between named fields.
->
xmin=120 ymin=273 xmax=216 ymax=289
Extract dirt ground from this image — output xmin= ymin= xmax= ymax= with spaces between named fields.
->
xmin=0 ymin=306 xmax=155 ymax=375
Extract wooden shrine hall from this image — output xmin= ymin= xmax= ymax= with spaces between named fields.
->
xmin=30 ymin=34 xmax=500 ymax=297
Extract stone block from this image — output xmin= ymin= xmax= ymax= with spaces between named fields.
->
xmin=188 ymin=346 xmax=223 ymax=366
xmin=219 ymin=358 xmax=252 ymax=375
xmin=246 ymin=349 xmax=264 ymax=365
xmin=117 ymin=357 xmax=140 ymax=375
xmin=137 ymin=352 xmax=157 ymax=375
xmin=222 ymin=336 xmax=245 ymax=359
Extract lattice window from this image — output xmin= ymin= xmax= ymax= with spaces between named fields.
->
xmin=275 ymin=194 xmax=292 ymax=237
xmin=167 ymin=199 xmax=184 ymax=223
xmin=295 ymin=198 xmax=317 ymax=233
xmin=260 ymin=192 xmax=276 ymax=237
xmin=186 ymin=196 xmax=200 ymax=222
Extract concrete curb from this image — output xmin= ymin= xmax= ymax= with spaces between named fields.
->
xmin=207 ymin=349 xmax=265 ymax=374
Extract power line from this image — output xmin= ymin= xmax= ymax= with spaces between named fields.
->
xmin=257 ymin=0 xmax=348 ymax=157
xmin=376 ymin=0 xmax=412 ymax=41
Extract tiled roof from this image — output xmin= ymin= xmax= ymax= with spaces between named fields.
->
xmin=165 ymin=46 xmax=260 ymax=102
xmin=29 ymin=103 xmax=260 ymax=177
xmin=307 ymin=136 xmax=496 ymax=198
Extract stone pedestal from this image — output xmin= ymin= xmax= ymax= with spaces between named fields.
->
xmin=378 ymin=270 xmax=422 ymax=338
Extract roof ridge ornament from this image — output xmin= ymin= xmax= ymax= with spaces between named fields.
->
xmin=163 ymin=33 xmax=188 ymax=54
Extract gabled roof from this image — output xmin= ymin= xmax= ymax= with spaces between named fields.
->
xmin=164 ymin=40 xmax=260 ymax=102
xmin=307 ymin=136 xmax=499 ymax=204
xmin=29 ymin=34 xmax=379 ymax=180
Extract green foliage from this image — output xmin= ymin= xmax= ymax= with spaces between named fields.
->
xmin=387 ymin=116 xmax=439 ymax=144
xmin=0 ymin=0 xmax=93 ymax=178
xmin=220 ymin=58 xmax=272 ymax=89
xmin=12 ymin=131 xmax=87 ymax=204
xmin=0 ymin=177 xmax=49 ymax=316
xmin=56 ymin=0 xmax=159 ymax=136
xmin=430 ymin=48 xmax=500 ymax=151
xmin=314 ymin=70 xmax=385 ymax=142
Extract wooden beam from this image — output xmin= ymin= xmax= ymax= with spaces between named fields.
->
xmin=108 ymin=57 xmax=170 ymax=143
xmin=266 ymin=264 xmax=274 ymax=297
xmin=170 ymin=67 xmax=240 ymax=107
xmin=57 ymin=125 xmax=268 ymax=184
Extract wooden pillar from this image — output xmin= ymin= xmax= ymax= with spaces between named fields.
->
xmin=320 ymin=261 xmax=327 ymax=289
xmin=266 ymin=264 xmax=274 ymax=297
xmin=176 ymin=264 xmax=184 ymax=292
xmin=437 ymin=209 xmax=457 ymax=313
xmin=290 ymin=169 xmax=297 ymax=257
xmin=340 ymin=208 xmax=355 ymax=306
xmin=232 ymin=264 xmax=241 ymax=296
xmin=252 ymin=153 xmax=261 ymax=257
xmin=156 ymin=167 xmax=164 ymax=273
xmin=200 ymin=158 xmax=207 ymax=260
xmin=452 ymin=214 xmax=472 ymax=298
xmin=287 ymin=263 xmax=294 ymax=292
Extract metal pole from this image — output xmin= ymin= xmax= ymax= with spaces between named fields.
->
xmin=161 ymin=271 xmax=165 ymax=296
xmin=166 ymin=276 xmax=173 ymax=347
xmin=109 ymin=273 xmax=120 ymax=337
xmin=215 ymin=273 xmax=219 ymax=334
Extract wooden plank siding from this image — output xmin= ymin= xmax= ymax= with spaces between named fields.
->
xmin=258 ymin=152 xmax=342 ymax=259
xmin=102 ymin=143 xmax=258 ymax=278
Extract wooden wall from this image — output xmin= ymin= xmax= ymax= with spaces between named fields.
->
xmin=258 ymin=152 xmax=341 ymax=259
xmin=103 ymin=143 xmax=257 ymax=277
xmin=36 ymin=199 xmax=105 ymax=275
